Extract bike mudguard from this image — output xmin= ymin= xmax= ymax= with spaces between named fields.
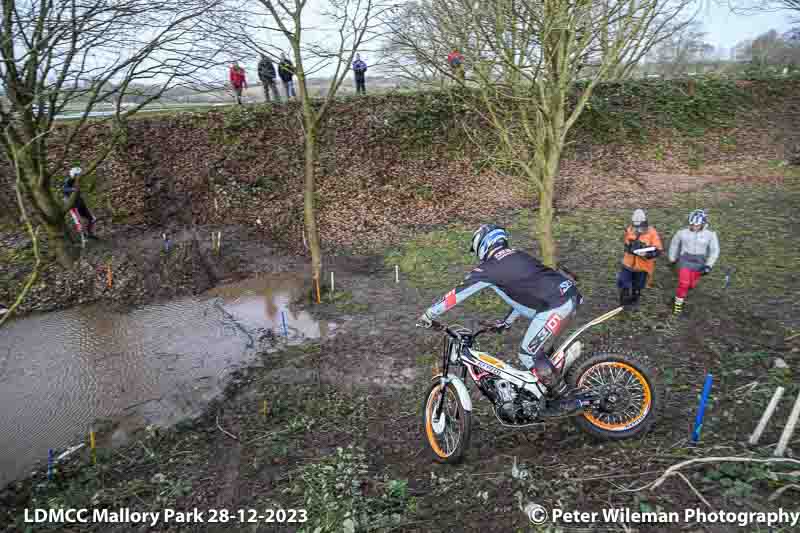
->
xmin=430 ymin=374 xmax=472 ymax=412
xmin=552 ymin=306 xmax=625 ymax=370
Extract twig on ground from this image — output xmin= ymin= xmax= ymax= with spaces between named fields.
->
xmin=731 ymin=381 xmax=759 ymax=394
xmin=623 ymin=456 xmax=800 ymax=493
xmin=576 ymin=470 xmax=663 ymax=482
xmin=123 ymin=397 xmax=163 ymax=411
xmin=216 ymin=413 xmax=239 ymax=441
xmin=768 ymin=483 xmax=800 ymax=501
xmin=675 ymin=471 xmax=713 ymax=509
xmin=245 ymin=428 xmax=292 ymax=445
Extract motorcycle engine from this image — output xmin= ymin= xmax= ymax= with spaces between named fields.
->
xmin=483 ymin=377 xmax=541 ymax=424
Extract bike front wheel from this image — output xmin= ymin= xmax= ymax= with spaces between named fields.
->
xmin=421 ymin=380 xmax=471 ymax=464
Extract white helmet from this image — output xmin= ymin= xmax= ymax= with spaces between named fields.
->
xmin=631 ymin=209 xmax=648 ymax=232
xmin=69 ymin=167 xmax=82 ymax=178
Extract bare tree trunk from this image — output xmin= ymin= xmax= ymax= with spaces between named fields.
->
xmin=537 ymin=149 xmax=560 ymax=268
xmin=21 ymin=158 xmax=76 ymax=266
xmin=303 ymin=124 xmax=322 ymax=286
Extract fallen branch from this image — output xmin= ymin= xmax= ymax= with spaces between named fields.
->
xmin=216 ymin=413 xmax=239 ymax=441
xmin=769 ymin=483 xmax=800 ymax=501
xmin=624 ymin=456 xmax=800 ymax=493
xmin=123 ymin=397 xmax=164 ymax=411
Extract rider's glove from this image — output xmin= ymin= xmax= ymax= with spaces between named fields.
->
xmin=417 ymin=311 xmax=433 ymax=329
xmin=701 ymin=265 xmax=712 ymax=276
xmin=492 ymin=319 xmax=511 ymax=332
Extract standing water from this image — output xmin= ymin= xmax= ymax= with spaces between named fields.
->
xmin=0 ymin=273 xmax=332 ymax=487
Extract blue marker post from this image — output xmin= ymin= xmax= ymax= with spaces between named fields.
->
xmin=692 ymin=373 xmax=714 ymax=443
xmin=281 ymin=311 xmax=288 ymax=337
xmin=47 ymin=449 xmax=54 ymax=481
xmin=162 ymin=233 xmax=170 ymax=252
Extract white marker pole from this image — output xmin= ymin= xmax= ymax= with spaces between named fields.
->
xmin=774 ymin=392 xmax=800 ymax=457
xmin=395 ymin=265 xmax=399 ymax=284
xmin=749 ymin=386 xmax=784 ymax=445
xmin=330 ymin=271 xmax=334 ymax=294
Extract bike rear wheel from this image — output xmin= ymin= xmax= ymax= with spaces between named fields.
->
xmin=566 ymin=350 xmax=661 ymax=440
xmin=422 ymin=380 xmax=471 ymax=464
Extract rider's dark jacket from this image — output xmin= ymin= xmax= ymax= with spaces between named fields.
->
xmin=424 ymin=248 xmax=581 ymax=324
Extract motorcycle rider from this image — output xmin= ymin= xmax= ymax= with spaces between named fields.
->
xmin=418 ymin=224 xmax=584 ymax=416
xmin=668 ymin=209 xmax=720 ymax=315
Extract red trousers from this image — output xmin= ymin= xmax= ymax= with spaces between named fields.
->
xmin=676 ymin=268 xmax=702 ymax=298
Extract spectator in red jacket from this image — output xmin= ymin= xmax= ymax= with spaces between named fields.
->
xmin=229 ymin=63 xmax=248 ymax=105
xmin=447 ymin=49 xmax=465 ymax=81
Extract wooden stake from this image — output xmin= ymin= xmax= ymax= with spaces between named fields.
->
xmin=89 ymin=429 xmax=96 ymax=465
xmin=315 ymin=276 xmax=321 ymax=304
xmin=775 ymin=392 xmax=800 ymax=457
xmin=106 ymin=260 xmax=113 ymax=289
xmin=262 ymin=399 xmax=268 ymax=418
xmin=750 ymin=386 xmax=785 ymax=445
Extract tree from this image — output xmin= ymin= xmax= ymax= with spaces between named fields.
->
xmin=733 ymin=29 xmax=800 ymax=72
xmin=217 ymin=0 xmax=388 ymax=290
xmin=387 ymin=0 xmax=695 ymax=266
xmin=649 ymin=20 xmax=714 ymax=77
xmin=0 ymin=0 xmax=219 ymax=266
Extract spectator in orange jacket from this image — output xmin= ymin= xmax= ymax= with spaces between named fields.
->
xmin=617 ymin=209 xmax=663 ymax=308
xmin=229 ymin=63 xmax=248 ymax=105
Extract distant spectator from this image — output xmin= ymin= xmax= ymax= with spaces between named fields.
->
xmin=258 ymin=55 xmax=281 ymax=103
xmin=353 ymin=53 xmax=367 ymax=95
xmin=447 ymin=49 xmax=465 ymax=81
xmin=229 ymin=62 xmax=248 ymax=105
xmin=278 ymin=54 xmax=296 ymax=100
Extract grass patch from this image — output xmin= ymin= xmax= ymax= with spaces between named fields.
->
xmin=294 ymin=445 xmax=417 ymax=533
xmin=384 ymin=178 xmax=800 ymax=312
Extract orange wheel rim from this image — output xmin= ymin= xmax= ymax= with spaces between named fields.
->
xmin=425 ymin=385 xmax=461 ymax=458
xmin=578 ymin=362 xmax=652 ymax=431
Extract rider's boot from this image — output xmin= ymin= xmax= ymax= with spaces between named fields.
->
xmin=87 ymin=218 xmax=98 ymax=239
xmin=630 ymin=289 xmax=641 ymax=308
xmin=533 ymin=356 xmax=582 ymax=417
xmin=618 ymin=288 xmax=630 ymax=307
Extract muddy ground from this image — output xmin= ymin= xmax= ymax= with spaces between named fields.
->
xmin=2 ymin=172 xmax=800 ymax=533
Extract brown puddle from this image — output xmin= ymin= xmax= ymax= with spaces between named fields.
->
xmin=0 ymin=273 xmax=334 ymax=487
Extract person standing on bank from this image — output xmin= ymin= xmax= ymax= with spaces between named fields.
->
xmin=278 ymin=54 xmax=296 ymax=100
xmin=258 ymin=54 xmax=281 ymax=102
xmin=352 ymin=54 xmax=367 ymax=94
xmin=229 ymin=62 xmax=247 ymax=105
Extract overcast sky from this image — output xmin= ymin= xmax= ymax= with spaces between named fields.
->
xmin=698 ymin=2 xmax=795 ymax=53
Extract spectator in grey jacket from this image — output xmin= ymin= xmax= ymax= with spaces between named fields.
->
xmin=668 ymin=209 xmax=720 ymax=315
xmin=258 ymin=55 xmax=281 ymax=102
